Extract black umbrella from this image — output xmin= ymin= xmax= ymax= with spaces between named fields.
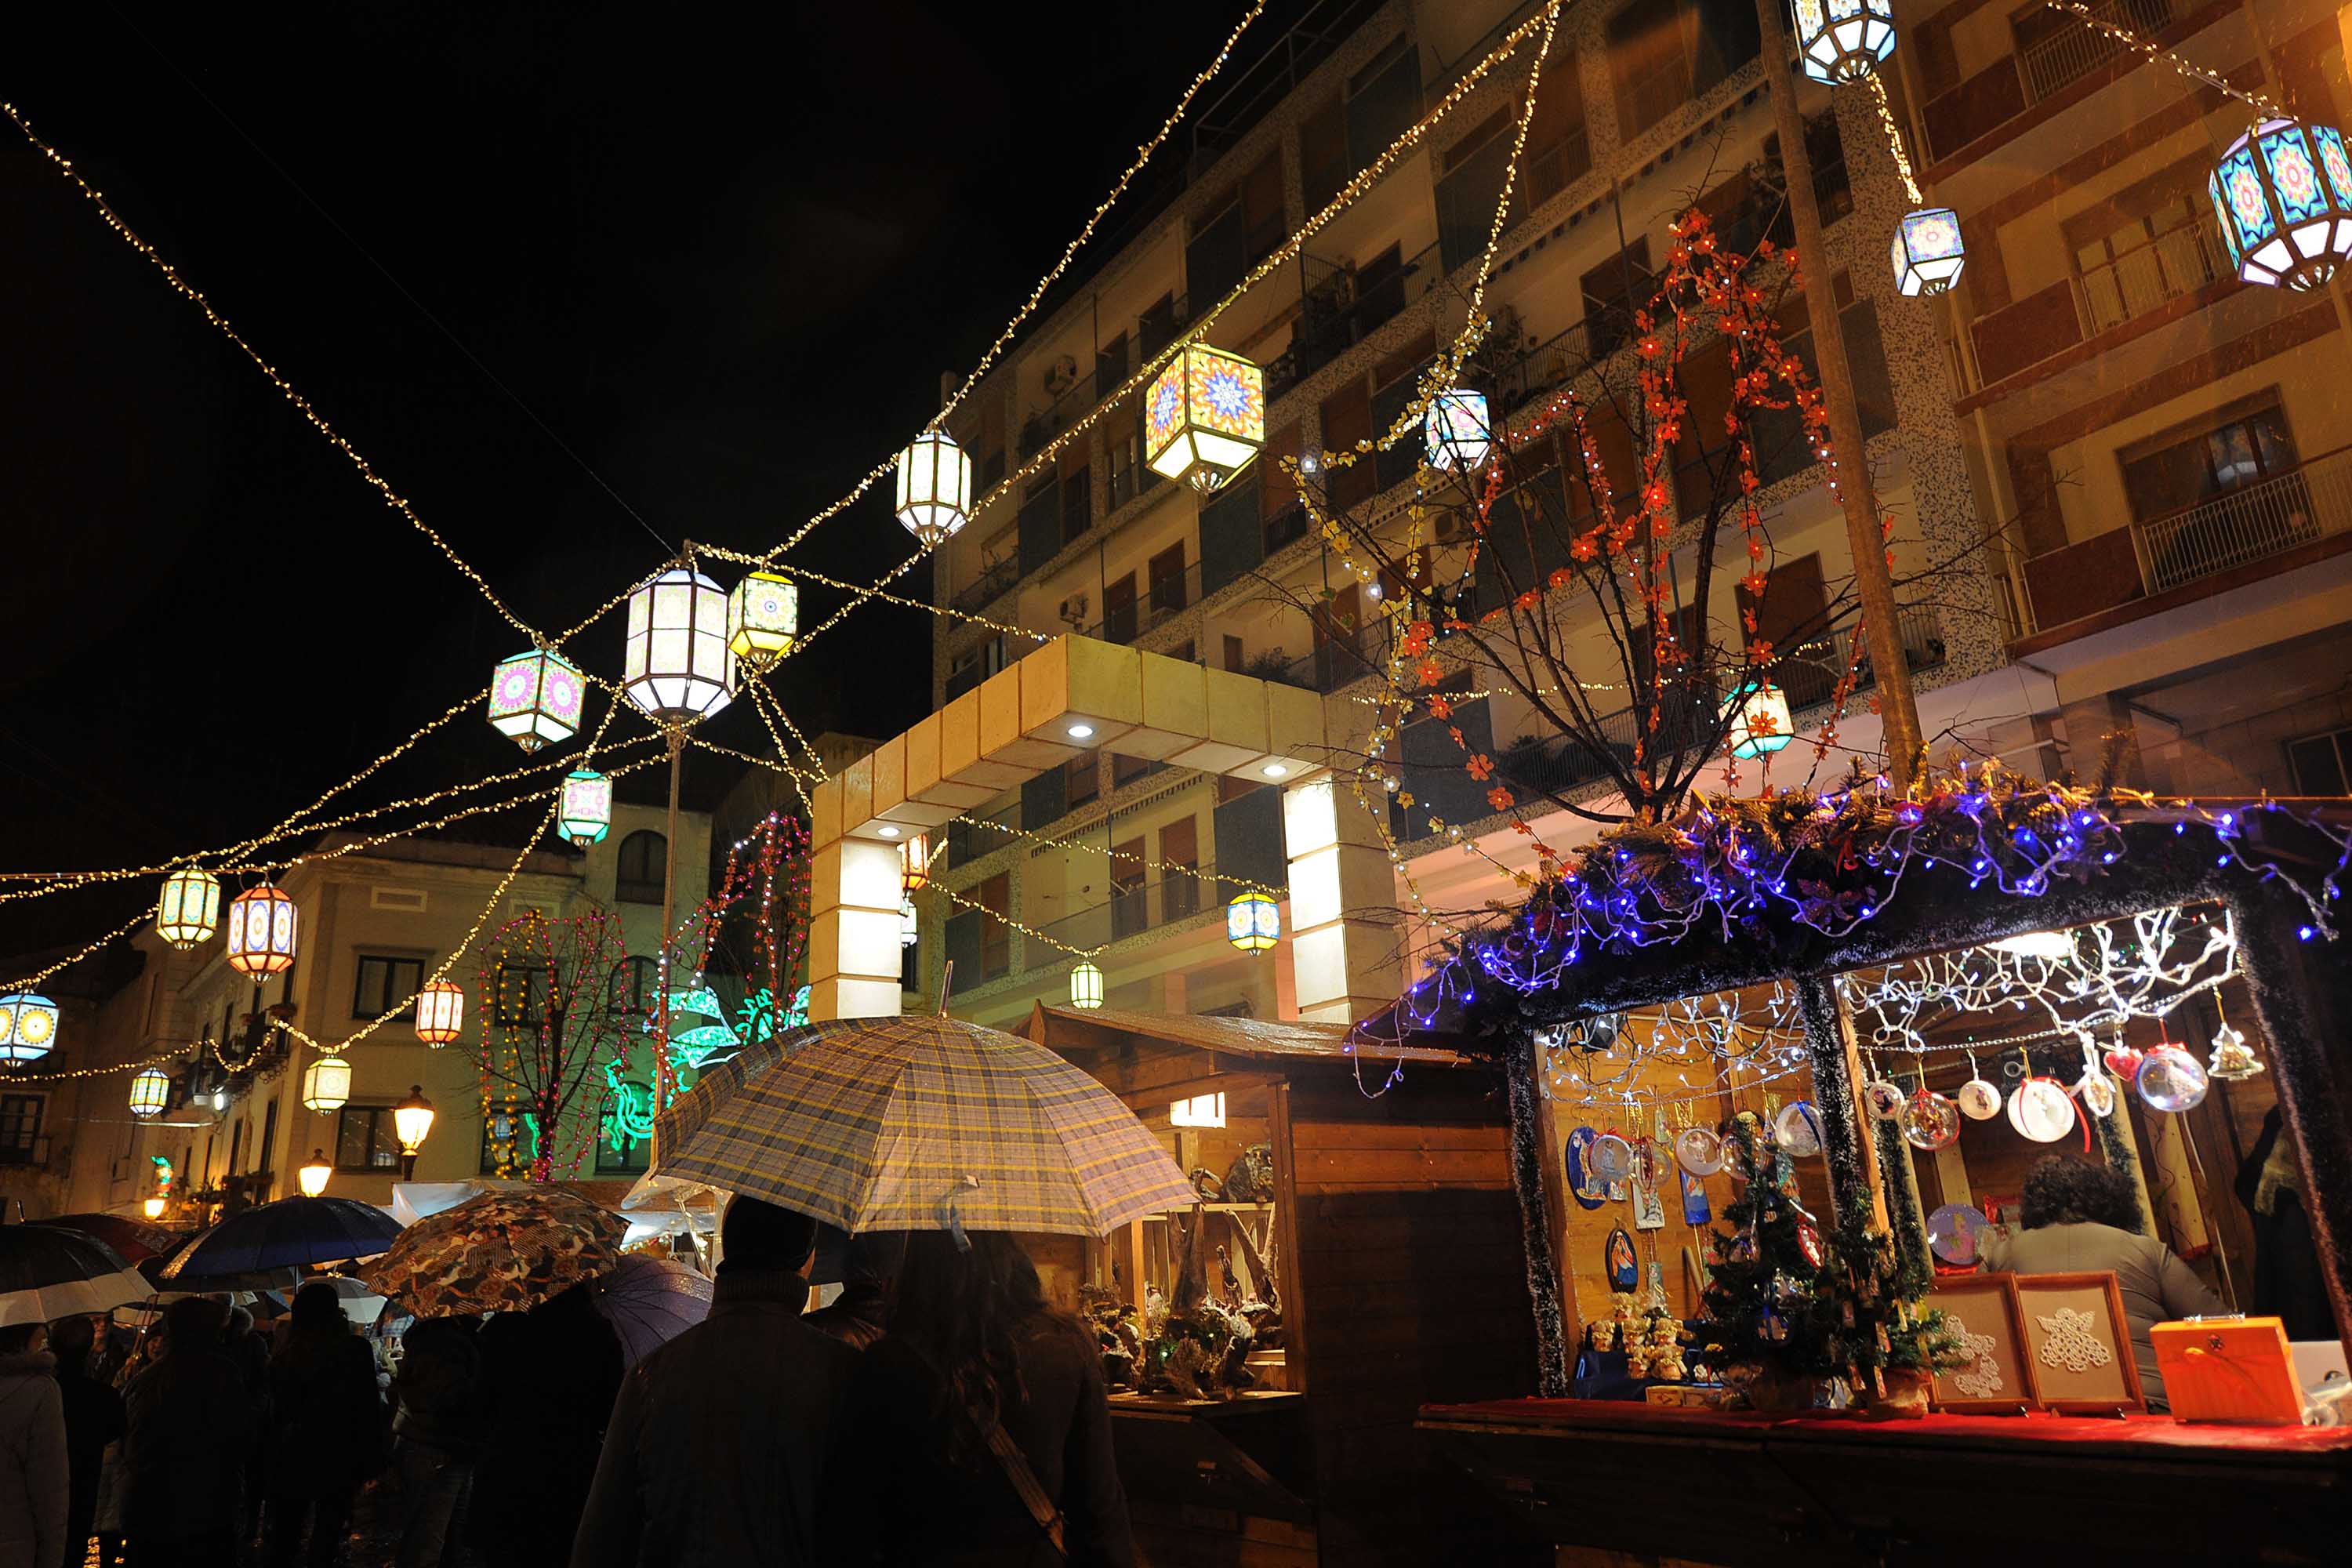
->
xmin=156 ymin=1196 xmax=402 ymax=1283
xmin=1 ymin=1225 xmax=151 ymax=1327
xmin=27 ymin=1213 xmax=181 ymax=1263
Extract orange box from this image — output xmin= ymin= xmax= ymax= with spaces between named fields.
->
xmin=2151 ymin=1316 xmax=2302 ymax=1425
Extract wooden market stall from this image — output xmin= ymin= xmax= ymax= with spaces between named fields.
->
xmin=1019 ymin=1005 xmax=1548 ymax=1567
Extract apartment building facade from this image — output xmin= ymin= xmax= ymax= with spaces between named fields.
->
xmin=904 ymin=0 xmax=2352 ymax=1033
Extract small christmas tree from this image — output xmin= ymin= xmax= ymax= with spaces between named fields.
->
xmin=1813 ymin=1202 xmax=1964 ymax=1408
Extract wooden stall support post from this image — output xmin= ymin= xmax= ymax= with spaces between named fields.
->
xmin=1505 ymin=1029 xmax=1575 ymax=1394
xmin=1267 ymin=1079 xmax=1308 ymax=1394
xmin=1795 ymin=978 xmax=1889 ymax=1232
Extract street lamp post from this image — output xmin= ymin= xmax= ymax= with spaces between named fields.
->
xmin=392 ymin=1086 xmax=436 ymax=1181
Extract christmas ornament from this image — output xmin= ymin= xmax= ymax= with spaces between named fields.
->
xmin=2006 ymin=1076 xmax=2077 ymax=1143
xmin=1795 ymin=1220 xmax=1824 ymax=1269
xmin=1564 ymin=1126 xmax=1606 ymax=1210
xmin=1675 ymin=1125 xmax=1725 ymax=1177
xmin=1900 ymin=1089 xmax=1959 ymax=1152
xmin=1862 ymin=1079 xmax=1906 ymax=1120
xmin=1606 ymin=1227 xmax=1639 ymax=1291
xmin=1591 ymin=1132 xmax=1636 ymax=1184
xmin=1679 ymin=1168 xmax=1711 ymax=1226
xmin=2103 ymin=1043 xmax=2146 ymax=1082
xmin=1773 ymin=1099 xmax=1824 ymax=1158
xmin=1958 ymin=1076 xmax=2002 ymax=1120
xmin=1926 ymin=1202 xmax=1987 ymax=1266
xmin=2207 ymin=1022 xmax=2264 ymax=1083
xmin=2076 ymin=1068 xmax=2118 ymax=1120
xmin=2136 ymin=1043 xmax=2210 ymax=1112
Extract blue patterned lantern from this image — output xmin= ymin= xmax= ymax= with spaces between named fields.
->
xmin=1226 ymin=891 xmax=1279 ymax=953
xmin=1793 ymin=0 xmax=1894 ymax=85
xmin=2209 ymin=118 xmax=2352 ymax=291
xmin=0 ymin=993 xmax=59 ymax=1064
xmin=1890 ymin=207 xmax=1967 ymax=297
xmin=1425 ymin=389 xmax=1492 ymax=470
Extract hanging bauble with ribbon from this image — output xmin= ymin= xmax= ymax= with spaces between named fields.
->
xmin=2007 ymin=1076 xmax=2077 ymax=1143
xmin=1773 ymin=1099 xmax=1825 ymax=1158
xmin=1862 ymin=1079 xmax=1907 ymax=1120
xmin=2136 ymin=1044 xmax=2210 ymax=1112
xmin=1958 ymin=1076 xmax=2003 ymax=1120
xmin=1900 ymin=1089 xmax=1960 ymax=1152
xmin=1675 ymin=1124 xmax=1726 ymax=1178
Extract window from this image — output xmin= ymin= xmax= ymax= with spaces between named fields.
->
xmin=491 ymin=963 xmax=552 ymax=1028
xmin=978 ymin=874 xmax=1011 ymax=982
xmin=1581 ymin=241 xmax=1655 ymax=361
xmin=481 ymin=1106 xmax=539 ymax=1174
xmin=1609 ymin=0 xmax=1759 ymax=141
xmin=1111 ymin=839 xmax=1149 ymax=941
xmin=351 ymin=954 xmax=425 ymax=1020
xmin=335 ymin=1106 xmax=401 ymax=1173
xmin=609 ymin=956 xmax=659 ymax=1017
xmin=257 ymin=1099 xmax=278 ymax=1182
xmin=1104 ymin=572 xmax=1138 ymax=644
xmin=616 ymin=830 xmax=668 ymax=904
xmin=2120 ymin=398 xmax=2299 ymax=524
xmin=1148 ymin=543 xmax=1189 ymax=623
xmin=1160 ymin=818 xmax=1200 ymax=922
xmin=2067 ymin=155 xmax=2224 ymax=333
xmin=2289 ymin=728 xmax=2352 ymax=794
xmin=1065 ymin=751 xmax=1101 ymax=810
xmin=0 ymin=1094 xmax=42 ymax=1165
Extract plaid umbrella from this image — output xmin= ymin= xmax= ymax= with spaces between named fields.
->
xmin=354 ymin=1188 xmax=627 ymax=1318
xmin=652 ymin=1014 xmax=1194 ymax=1238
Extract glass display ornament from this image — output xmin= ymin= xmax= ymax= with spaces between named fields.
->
xmin=1675 ymin=1125 xmax=1725 ymax=1177
xmin=2206 ymin=1022 xmax=2264 ymax=1083
xmin=2075 ymin=1068 xmax=2118 ymax=1121
xmin=1957 ymin=1076 xmax=2002 ymax=1120
xmin=2136 ymin=1044 xmax=2210 ymax=1112
xmin=2007 ymin=1076 xmax=2076 ymax=1143
xmin=1862 ymin=1079 xmax=1906 ymax=1120
xmin=1591 ymin=1133 xmax=1635 ymax=1183
xmin=1926 ymin=1202 xmax=1987 ymax=1266
xmin=1900 ymin=1089 xmax=1960 ymax=1152
xmin=1774 ymin=1099 xmax=1824 ymax=1158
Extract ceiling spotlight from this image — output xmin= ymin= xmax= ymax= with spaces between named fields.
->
xmin=1067 ymin=723 xmax=1094 ymax=739
xmin=1989 ymin=930 xmax=2072 ymax=960
xmin=1261 ymin=764 xmax=1288 ymax=779
xmin=877 ymin=825 xmax=901 ymax=839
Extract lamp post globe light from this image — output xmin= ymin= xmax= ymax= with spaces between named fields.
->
xmin=224 ymin=884 xmax=299 ymax=980
xmin=2209 ymin=117 xmax=2352 ymax=290
xmin=155 ymin=868 xmax=222 ymax=950
xmin=0 ymin=992 xmax=59 ymax=1065
xmin=393 ymin=1086 xmax=437 ymax=1181
xmin=1145 ymin=343 xmax=1265 ymax=493
xmin=486 ymin=648 xmax=586 ymax=752
xmin=298 ymin=1149 xmax=332 ymax=1199
xmin=624 ymin=568 xmax=735 ymax=722
xmin=895 ymin=430 xmax=976 ymax=547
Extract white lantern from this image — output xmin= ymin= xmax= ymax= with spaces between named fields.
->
xmin=1069 ymin=961 xmax=1105 ymax=1010
xmin=224 ymin=884 xmax=298 ymax=980
xmin=0 ymin=993 xmax=59 ymax=1065
xmin=1425 ymin=389 xmax=1491 ymax=470
xmin=155 ymin=869 xmax=222 ymax=950
xmin=486 ymin=648 xmax=586 ymax=752
xmin=1145 ymin=344 xmax=1265 ymax=492
xmin=1792 ymin=0 xmax=1895 ymax=85
xmin=1722 ymin=683 xmax=1793 ymax=760
xmin=414 ymin=979 xmax=465 ymax=1046
xmin=558 ymin=769 xmax=613 ymax=847
xmin=1891 ymin=207 xmax=1967 ymax=297
xmin=2209 ymin=118 xmax=2352 ymax=290
xmin=302 ymin=1052 xmax=353 ymax=1114
xmin=129 ymin=1067 xmax=170 ymax=1118
xmin=726 ymin=570 xmax=800 ymax=669
xmin=1226 ymin=891 xmax=1279 ymax=953
xmin=895 ymin=431 xmax=975 ymax=547
xmin=624 ymin=568 xmax=735 ymax=722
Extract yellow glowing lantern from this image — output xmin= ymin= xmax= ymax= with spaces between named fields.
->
xmin=155 ymin=869 xmax=222 ymax=951
xmin=298 ymin=1149 xmax=332 ymax=1199
xmin=901 ymin=833 xmax=932 ymax=895
xmin=895 ymin=430 xmax=975 ymax=547
xmin=414 ymin=980 xmax=465 ymax=1046
xmin=129 ymin=1067 xmax=171 ymax=1118
xmin=1069 ymin=962 xmax=1105 ymax=1011
xmin=1226 ymin=890 xmax=1279 ymax=953
xmin=393 ymin=1085 xmax=436 ymax=1180
xmin=224 ymin=884 xmax=298 ymax=980
xmin=301 ymin=1052 xmax=352 ymax=1114
xmin=726 ymin=570 xmax=800 ymax=668
xmin=1145 ymin=344 xmax=1265 ymax=492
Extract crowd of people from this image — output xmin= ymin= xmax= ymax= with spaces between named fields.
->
xmin=0 ymin=1196 xmax=1134 ymax=1568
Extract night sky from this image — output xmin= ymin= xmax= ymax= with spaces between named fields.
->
xmin=2 ymin=2 xmax=1254 ymax=958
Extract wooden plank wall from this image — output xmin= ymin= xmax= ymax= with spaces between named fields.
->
xmin=1286 ymin=1064 xmax=1548 ymax=1566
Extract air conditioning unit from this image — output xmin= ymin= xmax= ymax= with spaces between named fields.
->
xmin=1058 ymin=593 xmax=1090 ymax=627
xmin=1432 ymin=510 xmax=1466 ymax=543
xmin=1044 ymin=354 xmax=1080 ymax=397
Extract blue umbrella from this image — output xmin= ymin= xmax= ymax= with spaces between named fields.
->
xmin=157 ymin=1196 xmax=401 ymax=1284
xmin=586 ymin=1257 xmax=713 ymax=1367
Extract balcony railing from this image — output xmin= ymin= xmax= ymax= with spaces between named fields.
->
xmin=2021 ymin=446 xmax=2352 ymax=630
xmin=2073 ymin=220 xmax=2225 ymax=336
xmin=953 ymin=554 xmax=1024 ymax=615
xmin=1086 ymin=558 xmax=1206 ymax=645
xmin=1029 ymin=861 xmax=1233 ymax=964
xmin=1268 ymin=239 xmax=1444 ymax=403
xmin=2022 ymin=0 xmax=2175 ymax=103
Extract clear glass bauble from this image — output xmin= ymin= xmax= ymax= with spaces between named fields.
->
xmin=1675 ymin=1125 xmax=1725 ymax=1177
xmin=2136 ymin=1044 xmax=2210 ymax=1112
xmin=2007 ymin=1076 xmax=2077 ymax=1143
xmin=1957 ymin=1078 xmax=2003 ymax=1120
xmin=1591 ymin=1133 xmax=1635 ymax=1183
xmin=1774 ymin=1099 xmax=1824 ymax=1158
xmin=1901 ymin=1091 xmax=1960 ymax=1152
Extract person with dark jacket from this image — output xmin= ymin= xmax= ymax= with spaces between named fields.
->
xmin=0 ymin=1320 xmax=67 ymax=1568
xmin=122 ymin=1296 xmax=258 ymax=1568
xmin=390 ymin=1315 xmax=482 ymax=1568
xmin=472 ymin=1281 xmax=622 ymax=1568
xmin=801 ymin=1229 xmax=906 ymax=1352
xmin=47 ymin=1314 xmax=123 ymax=1568
xmin=821 ymin=1230 xmax=1136 ymax=1567
xmin=223 ymin=1305 xmax=273 ymax=1547
xmin=1980 ymin=1155 xmax=2226 ymax=1410
xmin=572 ymin=1198 xmax=858 ymax=1568
xmin=263 ymin=1283 xmax=387 ymax=1568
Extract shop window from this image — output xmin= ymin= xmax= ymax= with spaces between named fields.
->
xmin=616 ymin=830 xmax=668 ymax=904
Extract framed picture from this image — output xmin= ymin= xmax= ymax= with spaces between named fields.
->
xmin=1923 ymin=1272 xmax=2038 ymax=1414
xmin=2014 ymin=1270 xmax=2146 ymax=1414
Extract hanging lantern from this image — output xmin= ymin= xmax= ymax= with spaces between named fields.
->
xmin=224 ymin=884 xmax=298 ymax=980
xmin=0 ymin=993 xmax=59 ymax=1065
xmin=624 ymin=568 xmax=735 ymax=722
xmin=298 ymin=1149 xmax=332 ymax=1199
xmin=1722 ymin=683 xmax=1793 ymax=760
xmin=302 ymin=1052 xmax=353 ymax=1114
xmin=726 ymin=570 xmax=800 ymax=669
xmin=413 ymin=980 xmax=465 ymax=1046
xmin=1792 ymin=0 xmax=1895 ymax=85
xmin=1891 ymin=207 xmax=1967 ymax=297
xmin=2209 ymin=118 xmax=2352 ymax=290
xmin=895 ymin=430 xmax=976 ymax=547
xmin=900 ymin=897 xmax=920 ymax=949
xmin=486 ymin=648 xmax=586 ymax=753
xmin=557 ymin=770 xmax=614 ymax=847
xmin=1226 ymin=890 xmax=1279 ymax=953
xmin=1069 ymin=961 xmax=1105 ymax=1011
xmin=1425 ymin=388 xmax=1491 ymax=471
xmin=155 ymin=869 xmax=222 ymax=951
xmin=1144 ymin=343 xmax=1265 ymax=492
xmin=129 ymin=1066 xmax=170 ymax=1118
xmin=900 ymin=832 xmax=932 ymax=895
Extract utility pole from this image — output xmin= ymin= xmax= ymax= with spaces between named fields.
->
xmin=1752 ymin=0 xmax=1926 ymax=790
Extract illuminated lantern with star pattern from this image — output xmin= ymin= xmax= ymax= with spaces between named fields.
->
xmin=1145 ymin=344 xmax=1264 ymax=493
xmin=2209 ymin=117 xmax=2352 ymax=290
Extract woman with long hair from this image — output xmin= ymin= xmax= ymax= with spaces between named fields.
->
xmin=821 ymin=1231 xmax=1134 ymax=1566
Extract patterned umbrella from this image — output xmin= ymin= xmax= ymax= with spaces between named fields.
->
xmin=354 ymin=1188 xmax=627 ymax=1318
xmin=157 ymin=1196 xmax=402 ymax=1283
xmin=28 ymin=1214 xmax=181 ymax=1263
xmin=587 ymin=1257 xmax=713 ymax=1367
xmin=0 ymin=1226 xmax=152 ymax=1327
xmin=652 ymin=1014 xmax=1194 ymax=1238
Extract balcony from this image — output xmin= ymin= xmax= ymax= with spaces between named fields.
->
xmin=1267 ymin=239 xmax=1444 ymax=404
xmin=1188 ymin=0 xmax=1388 ymax=172
xmin=2020 ymin=445 xmax=2352 ymax=634
xmin=1030 ymin=862 xmax=1238 ymax=964
xmin=1085 ymin=559 xmax=1206 ymax=645
xmin=1921 ymin=0 xmax=2180 ymax=165
xmin=953 ymin=554 xmax=1024 ymax=615
xmin=1966 ymin=220 xmax=2229 ymax=389
xmin=2020 ymin=0 xmax=2176 ymax=103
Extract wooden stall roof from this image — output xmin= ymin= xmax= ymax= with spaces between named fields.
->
xmin=1021 ymin=1004 xmax=1475 ymax=1068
